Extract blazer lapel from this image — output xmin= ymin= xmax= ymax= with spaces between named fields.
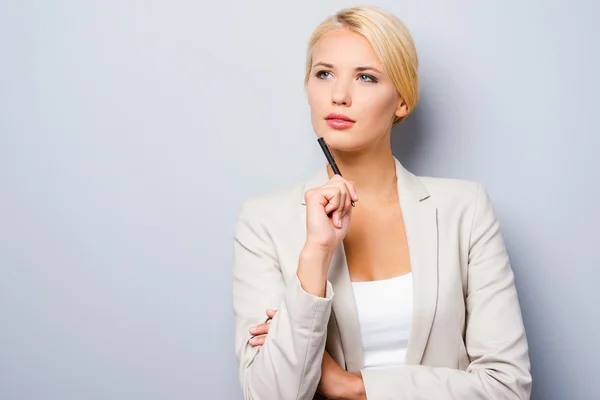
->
xmin=394 ymin=157 xmax=439 ymax=365
xmin=327 ymin=242 xmax=364 ymax=372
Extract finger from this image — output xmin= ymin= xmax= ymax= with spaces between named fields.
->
xmin=319 ymin=184 xmax=350 ymax=228
xmin=326 ymin=176 xmax=357 ymax=202
xmin=336 ymin=180 xmax=355 ymax=210
xmin=249 ymin=335 xmax=266 ymax=347
xmin=333 ymin=184 xmax=351 ymax=227
xmin=333 ymin=190 xmax=347 ymax=228
xmin=321 ymin=185 xmax=348 ymax=229
xmin=340 ymin=209 xmax=352 ymax=229
xmin=343 ymin=185 xmax=353 ymax=215
xmin=324 ymin=179 xmax=352 ymax=203
xmin=266 ymin=308 xmax=278 ymax=319
xmin=321 ymin=182 xmax=347 ymax=208
xmin=322 ymin=187 xmax=343 ymax=214
xmin=322 ymin=177 xmax=345 ymax=191
xmin=304 ymin=186 xmax=339 ymax=207
xmin=329 ymin=174 xmax=344 ymax=183
xmin=249 ymin=322 xmax=271 ymax=336
xmin=345 ymin=180 xmax=359 ymax=202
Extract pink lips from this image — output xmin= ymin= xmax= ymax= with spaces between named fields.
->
xmin=325 ymin=113 xmax=355 ymax=129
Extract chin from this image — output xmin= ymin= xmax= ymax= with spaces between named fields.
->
xmin=315 ymin=128 xmax=370 ymax=152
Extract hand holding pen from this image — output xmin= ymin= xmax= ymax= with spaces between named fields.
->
xmin=317 ymin=137 xmax=356 ymax=207
xmin=301 ymin=137 xmax=359 ymax=252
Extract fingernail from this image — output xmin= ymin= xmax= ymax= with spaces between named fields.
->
xmin=249 ymin=327 xmax=257 ymax=334
xmin=249 ymin=337 xmax=256 ymax=344
xmin=338 ymin=218 xmax=343 ymax=228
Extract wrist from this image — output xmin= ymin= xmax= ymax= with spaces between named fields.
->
xmin=297 ymin=245 xmax=334 ymax=297
xmin=300 ymin=243 xmax=335 ymax=267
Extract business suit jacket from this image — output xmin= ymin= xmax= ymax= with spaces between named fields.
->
xmin=232 ymin=157 xmax=531 ymax=400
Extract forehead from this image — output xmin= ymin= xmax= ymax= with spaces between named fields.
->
xmin=312 ymin=28 xmax=383 ymax=69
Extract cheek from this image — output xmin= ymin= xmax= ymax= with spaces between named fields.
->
xmin=306 ymin=84 xmax=328 ymax=135
xmin=371 ymin=92 xmax=398 ymax=115
xmin=307 ymin=86 xmax=328 ymax=120
xmin=357 ymin=90 xmax=398 ymax=122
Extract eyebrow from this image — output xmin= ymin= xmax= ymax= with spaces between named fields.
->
xmin=312 ymin=62 xmax=382 ymax=74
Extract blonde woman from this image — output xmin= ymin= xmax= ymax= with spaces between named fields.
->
xmin=232 ymin=6 xmax=531 ymax=400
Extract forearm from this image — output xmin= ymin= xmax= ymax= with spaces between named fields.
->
xmin=296 ymin=243 xmax=334 ymax=297
xmin=239 ymin=275 xmax=334 ymax=400
xmin=347 ymin=373 xmax=367 ymax=400
xmin=237 ymin=251 xmax=335 ymax=400
xmin=360 ymin=365 xmax=530 ymax=400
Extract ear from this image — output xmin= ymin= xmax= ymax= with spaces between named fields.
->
xmin=395 ymin=99 xmax=408 ymax=119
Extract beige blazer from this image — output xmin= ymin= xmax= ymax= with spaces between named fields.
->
xmin=232 ymin=157 xmax=531 ymax=400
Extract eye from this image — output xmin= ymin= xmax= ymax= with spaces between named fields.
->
xmin=315 ymin=70 xmax=332 ymax=79
xmin=358 ymin=74 xmax=377 ymax=83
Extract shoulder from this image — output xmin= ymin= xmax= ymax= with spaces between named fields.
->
xmin=417 ymin=175 xmax=498 ymax=226
xmin=419 ymin=176 xmax=483 ymax=205
xmin=235 ymin=180 xmax=306 ymax=225
xmin=394 ymin=157 xmax=489 ymax=211
xmin=418 ymin=175 xmax=495 ymax=218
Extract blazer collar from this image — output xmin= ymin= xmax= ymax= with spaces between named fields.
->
xmin=298 ymin=156 xmax=439 ymax=371
xmin=300 ymin=156 xmax=431 ymax=205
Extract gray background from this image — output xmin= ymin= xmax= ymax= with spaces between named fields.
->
xmin=1 ymin=0 xmax=598 ymax=399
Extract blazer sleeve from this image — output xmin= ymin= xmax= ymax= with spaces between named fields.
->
xmin=360 ymin=184 xmax=532 ymax=400
xmin=232 ymin=200 xmax=334 ymax=400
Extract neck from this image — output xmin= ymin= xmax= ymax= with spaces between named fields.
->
xmin=326 ymin=138 xmax=397 ymax=202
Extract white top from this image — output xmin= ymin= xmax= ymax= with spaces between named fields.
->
xmin=351 ymin=273 xmax=413 ymax=370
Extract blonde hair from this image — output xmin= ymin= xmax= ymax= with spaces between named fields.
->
xmin=304 ymin=6 xmax=419 ymax=126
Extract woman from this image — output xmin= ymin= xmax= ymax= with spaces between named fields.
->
xmin=232 ymin=6 xmax=531 ymax=400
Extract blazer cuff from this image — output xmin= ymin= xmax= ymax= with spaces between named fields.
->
xmin=283 ymin=274 xmax=334 ymax=330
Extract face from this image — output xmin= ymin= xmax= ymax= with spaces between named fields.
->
xmin=306 ymin=28 xmax=407 ymax=152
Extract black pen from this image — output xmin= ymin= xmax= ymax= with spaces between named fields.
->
xmin=317 ymin=137 xmax=355 ymax=207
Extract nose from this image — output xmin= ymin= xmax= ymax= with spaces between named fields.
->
xmin=331 ymin=80 xmax=352 ymax=107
